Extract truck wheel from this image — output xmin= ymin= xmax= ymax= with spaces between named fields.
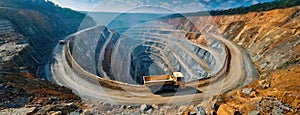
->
xmin=180 ymin=82 xmax=186 ymax=89
xmin=173 ymin=86 xmax=179 ymax=91
xmin=149 ymin=86 xmax=163 ymax=93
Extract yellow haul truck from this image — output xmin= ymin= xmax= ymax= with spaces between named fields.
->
xmin=143 ymin=72 xmax=185 ymax=91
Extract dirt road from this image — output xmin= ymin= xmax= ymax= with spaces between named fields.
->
xmin=51 ymin=25 xmax=259 ymax=105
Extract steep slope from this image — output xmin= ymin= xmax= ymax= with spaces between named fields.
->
xmin=0 ymin=0 xmax=95 ymax=39
xmin=0 ymin=0 xmax=96 ymax=76
xmin=0 ymin=0 xmax=96 ymax=114
xmin=162 ymin=6 xmax=300 ymax=76
xmin=0 ymin=18 xmax=38 ymax=73
xmin=159 ymin=4 xmax=300 ymax=115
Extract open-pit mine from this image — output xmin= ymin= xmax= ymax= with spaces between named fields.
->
xmin=2 ymin=0 xmax=300 ymax=114
xmin=51 ymin=20 xmax=259 ymax=105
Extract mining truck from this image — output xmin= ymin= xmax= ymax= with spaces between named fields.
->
xmin=143 ymin=72 xmax=185 ymax=92
xmin=59 ymin=40 xmax=65 ymax=45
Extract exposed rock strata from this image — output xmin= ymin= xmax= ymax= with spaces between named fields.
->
xmin=69 ymin=22 xmax=227 ymax=85
xmin=161 ymin=6 xmax=300 ymax=75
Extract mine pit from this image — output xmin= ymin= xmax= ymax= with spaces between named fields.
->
xmin=69 ymin=21 xmax=227 ymax=85
xmin=51 ymin=21 xmax=259 ymax=104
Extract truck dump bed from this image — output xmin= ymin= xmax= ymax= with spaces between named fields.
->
xmin=143 ymin=72 xmax=184 ymax=87
xmin=143 ymin=75 xmax=174 ymax=86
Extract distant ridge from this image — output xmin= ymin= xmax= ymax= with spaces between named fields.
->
xmin=161 ymin=0 xmax=300 ymax=18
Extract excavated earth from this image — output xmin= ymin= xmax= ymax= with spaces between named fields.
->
xmin=51 ymin=18 xmax=259 ymax=105
xmin=213 ymin=64 xmax=300 ymax=115
xmin=164 ymin=6 xmax=300 ymax=115
xmin=0 ymin=73 xmax=86 ymax=115
xmin=51 ymin=5 xmax=300 ymax=114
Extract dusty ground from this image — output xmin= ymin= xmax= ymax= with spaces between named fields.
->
xmin=209 ymin=64 xmax=300 ymax=115
xmin=0 ymin=73 xmax=87 ymax=114
xmin=0 ymin=67 xmax=299 ymax=115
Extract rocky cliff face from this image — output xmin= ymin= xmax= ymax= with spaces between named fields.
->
xmin=0 ymin=1 xmax=97 ymax=114
xmin=158 ymin=5 xmax=300 ymax=115
xmin=0 ymin=18 xmax=37 ymax=73
xmin=0 ymin=0 xmax=96 ymax=76
xmin=0 ymin=0 xmax=95 ymax=40
xmin=215 ymin=7 xmax=300 ymax=75
xmin=68 ymin=21 xmax=228 ymax=85
xmin=162 ymin=6 xmax=300 ymax=76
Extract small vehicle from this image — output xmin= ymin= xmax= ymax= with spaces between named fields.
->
xmin=143 ymin=72 xmax=185 ymax=92
xmin=59 ymin=40 xmax=65 ymax=45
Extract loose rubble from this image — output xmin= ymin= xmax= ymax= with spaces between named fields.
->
xmin=0 ymin=74 xmax=84 ymax=115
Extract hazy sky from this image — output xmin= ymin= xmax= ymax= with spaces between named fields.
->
xmin=49 ymin=0 xmax=274 ymax=13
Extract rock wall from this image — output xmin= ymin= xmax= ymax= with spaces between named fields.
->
xmin=0 ymin=0 xmax=96 ymax=77
xmin=161 ymin=6 xmax=300 ymax=75
xmin=0 ymin=18 xmax=14 ymax=35
xmin=0 ymin=32 xmax=37 ymax=72
xmin=68 ymin=21 xmax=227 ymax=85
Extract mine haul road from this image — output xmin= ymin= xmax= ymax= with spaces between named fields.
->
xmin=51 ymin=26 xmax=259 ymax=105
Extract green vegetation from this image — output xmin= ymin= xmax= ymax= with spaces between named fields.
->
xmin=0 ymin=0 xmax=96 ymax=74
xmin=0 ymin=0 xmax=58 ymax=10
xmin=162 ymin=0 xmax=300 ymax=18
xmin=280 ymin=60 xmax=300 ymax=69
xmin=0 ymin=0 xmax=95 ymax=39
xmin=209 ymin=0 xmax=300 ymax=15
